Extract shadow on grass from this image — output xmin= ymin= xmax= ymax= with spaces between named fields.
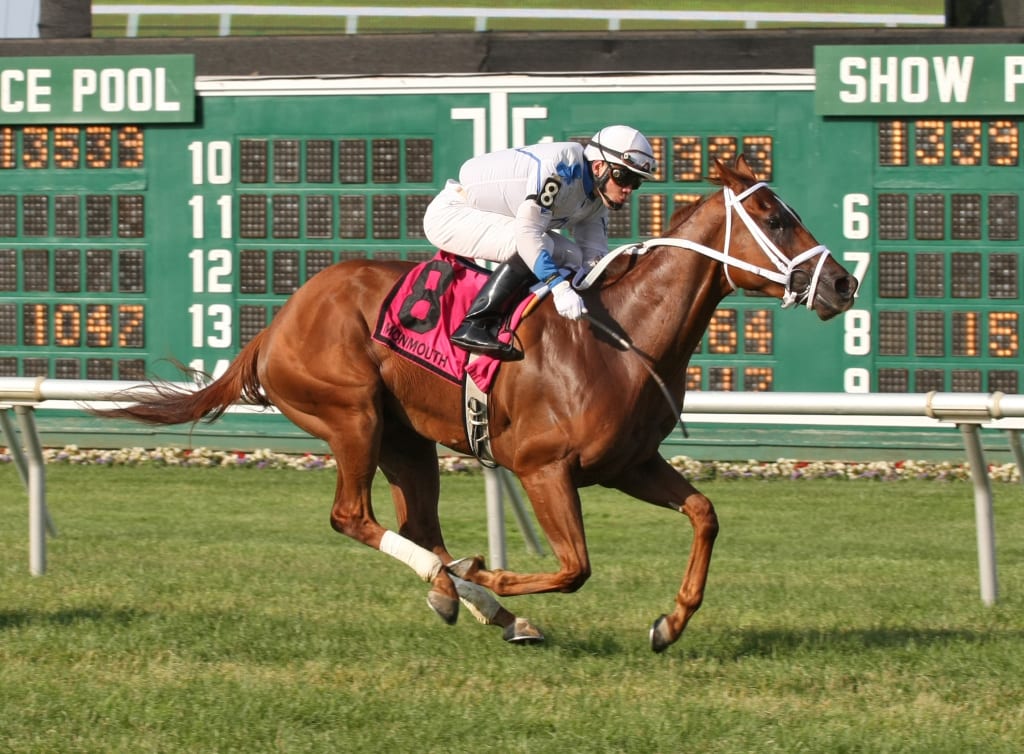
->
xmin=0 ymin=606 xmax=143 ymax=629
xmin=533 ymin=622 xmax=1023 ymax=660
xmin=688 ymin=624 xmax=1022 ymax=661
xmin=4 ymin=606 xmax=1020 ymax=665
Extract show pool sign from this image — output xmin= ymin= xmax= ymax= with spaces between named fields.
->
xmin=0 ymin=54 xmax=194 ymax=123
xmin=815 ymin=44 xmax=1024 ymax=115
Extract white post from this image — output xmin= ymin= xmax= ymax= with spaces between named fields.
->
xmin=499 ymin=469 xmax=544 ymax=556
xmin=15 ymin=406 xmax=47 ymax=576
xmin=960 ymin=423 xmax=998 ymax=605
xmin=483 ymin=467 xmax=507 ymax=569
xmin=0 ymin=408 xmax=27 ymax=482
xmin=2 ymin=407 xmax=56 ymax=539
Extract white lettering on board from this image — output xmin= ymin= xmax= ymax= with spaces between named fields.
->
xmin=73 ymin=67 xmax=183 ymax=113
xmin=72 ymin=68 xmax=97 ymax=111
xmin=0 ymin=68 xmax=52 ymax=113
xmin=932 ymin=56 xmax=973 ymax=103
xmin=153 ymin=68 xmax=182 ymax=111
xmin=869 ymin=56 xmax=899 ymax=103
xmin=838 ymin=57 xmax=867 ymax=103
xmin=900 ymin=58 xmax=929 ymax=103
xmin=836 ymin=55 xmax=973 ymax=105
xmin=1005 ymin=57 xmax=1024 ymax=102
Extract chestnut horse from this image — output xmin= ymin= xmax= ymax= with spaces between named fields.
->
xmin=100 ymin=157 xmax=857 ymax=652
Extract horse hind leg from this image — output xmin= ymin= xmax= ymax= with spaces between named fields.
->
xmin=377 ymin=429 xmax=460 ymax=624
xmin=328 ymin=456 xmax=462 ymax=625
xmin=256 ymin=314 xmax=466 ymax=628
xmin=379 ymin=431 xmax=542 ymax=642
xmin=285 ymin=397 xmax=458 ymax=624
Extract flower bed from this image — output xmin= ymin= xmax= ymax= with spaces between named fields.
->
xmin=1 ymin=445 xmax=1019 ymax=482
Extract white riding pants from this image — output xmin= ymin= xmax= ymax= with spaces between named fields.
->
xmin=422 ymin=180 xmax=584 ymax=273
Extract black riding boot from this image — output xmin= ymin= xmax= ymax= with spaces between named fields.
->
xmin=451 ymin=257 xmax=533 ymax=360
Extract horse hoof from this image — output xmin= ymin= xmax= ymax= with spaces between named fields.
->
xmin=502 ymin=617 xmax=544 ymax=644
xmin=427 ymin=590 xmax=459 ymax=625
xmin=649 ymin=614 xmax=674 ymax=653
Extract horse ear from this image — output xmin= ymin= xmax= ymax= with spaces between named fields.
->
xmin=712 ymin=157 xmax=732 ymax=185
xmin=732 ymin=153 xmax=759 ymax=181
xmin=712 ymin=156 xmax=757 ymax=186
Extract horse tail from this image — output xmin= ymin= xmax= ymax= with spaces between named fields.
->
xmin=96 ymin=330 xmax=272 ymax=426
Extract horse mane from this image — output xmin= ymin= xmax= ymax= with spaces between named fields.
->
xmin=666 ymin=199 xmax=703 ymax=236
xmin=665 ymin=158 xmax=753 ymax=236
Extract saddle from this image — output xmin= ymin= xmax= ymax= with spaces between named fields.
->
xmin=372 ymin=251 xmax=540 ymax=466
xmin=372 ymin=245 xmax=646 ymax=467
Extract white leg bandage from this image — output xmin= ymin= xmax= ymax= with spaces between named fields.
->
xmin=379 ymin=530 xmax=443 ymax=582
xmin=450 ymin=574 xmax=501 ymax=624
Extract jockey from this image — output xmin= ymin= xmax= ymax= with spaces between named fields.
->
xmin=422 ymin=124 xmax=657 ymax=360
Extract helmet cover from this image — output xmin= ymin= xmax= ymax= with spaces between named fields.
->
xmin=583 ymin=125 xmax=657 ymax=180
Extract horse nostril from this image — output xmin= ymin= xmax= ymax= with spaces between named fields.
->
xmin=836 ymin=275 xmax=858 ymax=300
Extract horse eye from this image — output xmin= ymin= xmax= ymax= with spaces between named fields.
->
xmin=766 ymin=214 xmax=784 ymax=231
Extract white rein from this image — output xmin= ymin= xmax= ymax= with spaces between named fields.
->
xmin=576 ymin=182 xmax=832 ymax=310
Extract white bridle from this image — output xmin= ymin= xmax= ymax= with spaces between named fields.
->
xmin=582 ymin=182 xmax=832 ymax=309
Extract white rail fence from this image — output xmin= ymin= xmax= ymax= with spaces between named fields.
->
xmin=91 ymin=4 xmax=947 ymax=37
xmin=2 ymin=378 xmax=1021 ymax=608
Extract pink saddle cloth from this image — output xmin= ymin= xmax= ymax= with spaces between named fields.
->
xmin=372 ymin=251 xmax=535 ymax=392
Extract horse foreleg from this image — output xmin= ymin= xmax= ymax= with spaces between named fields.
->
xmin=453 ymin=465 xmax=593 ymax=597
xmin=447 ymin=568 xmax=544 ymax=643
xmin=609 ymin=455 xmax=719 ymax=653
xmin=439 ymin=565 xmax=542 ymax=641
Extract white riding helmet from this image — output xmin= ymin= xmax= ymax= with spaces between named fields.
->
xmin=583 ymin=125 xmax=657 ymax=180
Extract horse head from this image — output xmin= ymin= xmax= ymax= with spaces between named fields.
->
xmin=666 ymin=156 xmax=858 ymax=320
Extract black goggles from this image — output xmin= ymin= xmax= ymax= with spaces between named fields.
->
xmin=609 ymin=166 xmax=644 ymax=190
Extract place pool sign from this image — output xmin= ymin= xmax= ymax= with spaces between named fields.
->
xmin=0 ymin=54 xmax=194 ymax=123
xmin=815 ymin=44 xmax=1024 ymax=116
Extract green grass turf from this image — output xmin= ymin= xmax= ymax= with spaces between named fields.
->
xmin=2 ymin=464 xmax=1022 ymax=752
